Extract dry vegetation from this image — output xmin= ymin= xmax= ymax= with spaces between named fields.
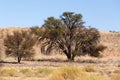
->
xmin=100 ymin=31 xmax=120 ymax=56
xmin=0 ymin=28 xmax=120 ymax=80
xmin=0 ymin=65 xmax=120 ymax=80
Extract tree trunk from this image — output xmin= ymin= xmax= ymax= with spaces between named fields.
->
xmin=63 ymin=50 xmax=73 ymax=61
xmin=71 ymin=54 xmax=75 ymax=61
xmin=18 ymin=57 xmax=21 ymax=64
xmin=66 ymin=53 xmax=72 ymax=61
xmin=66 ymin=53 xmax=76 ymax=61
xmin=63 ymin=48 xmax=75 ymax=61
xmin=67 ymin=44 xmax=74 ymax=61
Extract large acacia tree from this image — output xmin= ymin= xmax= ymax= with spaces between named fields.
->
xmin=31 ymin=12 xmax=106 ymax=61
xmin=4 ymin=31 xmax=36 ymax=63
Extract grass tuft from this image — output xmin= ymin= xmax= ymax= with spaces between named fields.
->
xmin=36 ymin=67 xmax=53 ymax=77
xmin=47 ymin=66 xmax=85 ymax=80
xmin=83 ymin=65 xmax=97 ymax=72
xmin=19 ymin=68 xmax=34 ymax=76
xmin=88 ymin=74 xmax=108 ymax=80
xmin=0 ymin=68 xmax=17 ymax=76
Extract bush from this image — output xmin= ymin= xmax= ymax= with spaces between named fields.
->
xmin=4 ymin=31 xmax=36 ymax=63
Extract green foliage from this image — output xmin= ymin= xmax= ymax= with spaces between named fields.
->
xmin=4 ymin=31 xmax=36 ymax=63
xmin=31 ymin=11 xmax=106 ymax=61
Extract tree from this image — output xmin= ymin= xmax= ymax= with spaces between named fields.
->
xmin=4 ymin=30 xmax=36 ymax=63
xmin=31 ymin=12 xmax=106 ymax=61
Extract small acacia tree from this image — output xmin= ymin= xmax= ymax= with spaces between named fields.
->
xmin=31 ymin=12 xmax=106 ymax=61
xmin=4 ymin=30 xmax=36 ymax=63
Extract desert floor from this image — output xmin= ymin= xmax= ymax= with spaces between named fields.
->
xmin=0 ymin=55 xmax=120 ymax=80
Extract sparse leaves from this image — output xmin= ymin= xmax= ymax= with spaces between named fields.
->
xmin=4 ymin=30 xmax=36 ymax=63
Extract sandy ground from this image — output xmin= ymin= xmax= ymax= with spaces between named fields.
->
xmin=0 ymin=55 xmax=120 ymax=80
xmin=1 ymin=55 xmax=120 ymax=72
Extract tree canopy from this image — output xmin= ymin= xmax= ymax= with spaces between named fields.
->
xmin=31 ymin=12 xmax=106 ymax=61
xmin=4 ymin=31 xmax=36 ymax=63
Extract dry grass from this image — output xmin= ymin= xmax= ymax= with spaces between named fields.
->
xmin=100 ymin=31 xmax=120 ymax=56
xmin=47 ymin=66 xmax=84 ymax=80
xmin=19 ymin=68 xmax=34 ymax=77
xmin=111 ymin=73 xmax=120 ymax=80
xmin=35 ymin=67 xmax=53 ymax=77
xmin=0 ymin=66 xmax=110 ymax=80
xmin=0 ymin=28 xmax=120 ymax=80
xmin=0 ymin=68 xmax=18 ymax=76
xmin=46 ymin=66 xmax=108 ymax=80
xmin=1 ymin=64 xmax=120 ymax=80
xmin=83 ymin=65 xmax=97 ymax=72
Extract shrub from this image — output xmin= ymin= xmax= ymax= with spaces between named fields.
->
xmin=4 ymin=31 xmax=36 ymax=63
